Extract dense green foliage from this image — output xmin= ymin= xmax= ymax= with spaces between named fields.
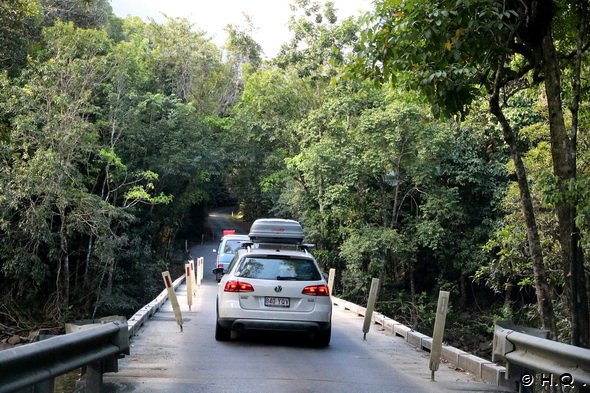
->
xmin=354 ymin=0 xmax=590 ymax=346
xmin=1 ymin=0 xmax=589 ymax=357
xmin=0 ymin=1 xmax=235 ymax=324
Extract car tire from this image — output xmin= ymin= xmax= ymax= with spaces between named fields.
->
xmin=215 ymin=320 xmax=231 ymax=341
xmin=313 ymin=326 xmax=331 ymax=347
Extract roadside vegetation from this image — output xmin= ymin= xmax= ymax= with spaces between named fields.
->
xmin=1 ymin=0 xmax=589 ymax=359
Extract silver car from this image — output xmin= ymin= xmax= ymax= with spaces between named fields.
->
xmin=213 ymin=234 xmax=251 ymax=282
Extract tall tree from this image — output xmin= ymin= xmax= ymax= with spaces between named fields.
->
xmin=41 ymin=0 xmax=113 ymax=29
xmin=0 ymin=22 xmax=115 ymax=317
xmin=141 ymin=18 xmax=225 ymax=112
xmin=229 ymin=67 xmax=315 ymax=218
xmin=355 ymin=0 xmax=590 ymax=345
xmin=0 ymin=0 xmax=41 ymax=76
xmin=217 ymin=18 xmax=262 ymax=114
xmin=275 ymin=0 xmax=360 ymax=82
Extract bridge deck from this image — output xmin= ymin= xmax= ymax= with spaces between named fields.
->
xmin=103 ymin=241 xmax=513 ymax=393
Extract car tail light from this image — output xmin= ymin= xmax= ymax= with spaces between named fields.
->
xmin=224 ymin=280 xmax=254 ymax=292
xmin=302 ymin=285 xmax=330 ymax=296
xmin=217 ymin=264 xmax=223 ymax=268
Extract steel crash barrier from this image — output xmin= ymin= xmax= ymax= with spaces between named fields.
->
xmin=493 ymin=320 xmax=590 ymax=390
xmin=0 ymin=320 xmax=129 ymax=393
xmin=0 ymin=273 xmax=186 ymax=393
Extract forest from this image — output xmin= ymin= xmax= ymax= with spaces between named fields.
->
xmin=1 ymin=0 xmax=589 ymax=359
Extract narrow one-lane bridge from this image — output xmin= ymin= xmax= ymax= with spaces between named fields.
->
xmin=101 ymin=211 xmax=512 ymax=393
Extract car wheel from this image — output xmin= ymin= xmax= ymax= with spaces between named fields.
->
xmin=313 ymin=326 xmax=331 ymax=347
xmin=215 ymin=319 xmax=231 ymax=341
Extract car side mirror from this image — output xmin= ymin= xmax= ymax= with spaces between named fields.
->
xmin=212 ymin=267 xmax=224 ymax=275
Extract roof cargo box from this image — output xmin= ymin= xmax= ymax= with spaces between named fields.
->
xmin=248 ymin=218 xmax=304 ymax=244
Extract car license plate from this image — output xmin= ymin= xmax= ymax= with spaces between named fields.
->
xmin=265 ymin=297 xmax=290 ymax=307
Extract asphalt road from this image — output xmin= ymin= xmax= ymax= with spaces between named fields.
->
xmin=206 ymin=207 xmax=250 ymax=241
xmin=103 ymin=211 xmax=512 ymax=393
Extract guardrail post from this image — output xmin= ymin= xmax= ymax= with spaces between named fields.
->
xmin=28 ymin=334 xmax=56 ymax=393
xmin=85 ymin=361 xmax=102 ymax=393
xmin=25 ymin=379 xmax=54 ymax=393
xmin=103 ymin=355 xmax=118 ymax=373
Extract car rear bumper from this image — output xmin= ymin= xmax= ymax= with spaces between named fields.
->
xmin=218 ymin=318 xmax=331 ymax=333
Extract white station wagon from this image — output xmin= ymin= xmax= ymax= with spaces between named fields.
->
xmin=214 ymin=219 xmax=332 ymax=346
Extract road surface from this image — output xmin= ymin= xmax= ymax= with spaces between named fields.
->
xmin=206 ymin=207 xmax=250 ymax=241
xmin=103 ymin=211 xmax=512 ymax=393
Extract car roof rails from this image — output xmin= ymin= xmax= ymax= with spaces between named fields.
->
xmin=300 ymin=243 xmax=315 ymax=251
xmin=240 ymin=242 xmax=254 ymax=249
xmin=241 ymin=242 xmax=316 ymax=253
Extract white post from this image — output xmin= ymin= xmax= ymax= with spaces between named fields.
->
xmin=362 ymin=278 xmax=380 ymax=340
xmin=197 ymin=257 xmax=204 ymax=286
xmin=185 ymin=264 xmax=193 ymax=311
xmin=189 ymin=259 xmax=197 ymax=295
xmin=327 ymin=268 xmax=336 ymax=296
xmin=162 ymin=271 xmax=183 ymax=332
xmin=429 ymin=290 xmax=450 ymax=381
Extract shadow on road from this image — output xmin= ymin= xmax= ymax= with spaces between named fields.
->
xmin=227 ymin=330 xmax=327 ymax=349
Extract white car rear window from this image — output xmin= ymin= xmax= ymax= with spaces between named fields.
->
xmin=235 ymin=257 xmax=321 ymax=281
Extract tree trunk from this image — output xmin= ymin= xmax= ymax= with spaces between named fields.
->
xmin=504 ymin=283 xmax=513 ymax=314
xmin=489 ymin=80 xmax=556 ymax=337
xmin=83 ymin=235 xmax=93 ymax=288
xmin=59 ymin=211 xmax=70 ymax=312
xmin=541 ymin=24 xmax=589 ymax=347
xmin=409 ymin=258 xmax=416 ymax=300
xmin=459 ymin=273 xmax=467 ymax=310
xmin=106 ymin=258 xmax=115 ymax=295
xmin=408 ymin=258 xmax=417 ymax=329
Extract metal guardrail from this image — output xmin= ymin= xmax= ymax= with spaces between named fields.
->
xmin=0 ymin=274 xmax=184 ymax=393
xmin=493 ymin=321 xmax=590 ymax=389
xmin=0 ymin=320 xmax=129 ymax=393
